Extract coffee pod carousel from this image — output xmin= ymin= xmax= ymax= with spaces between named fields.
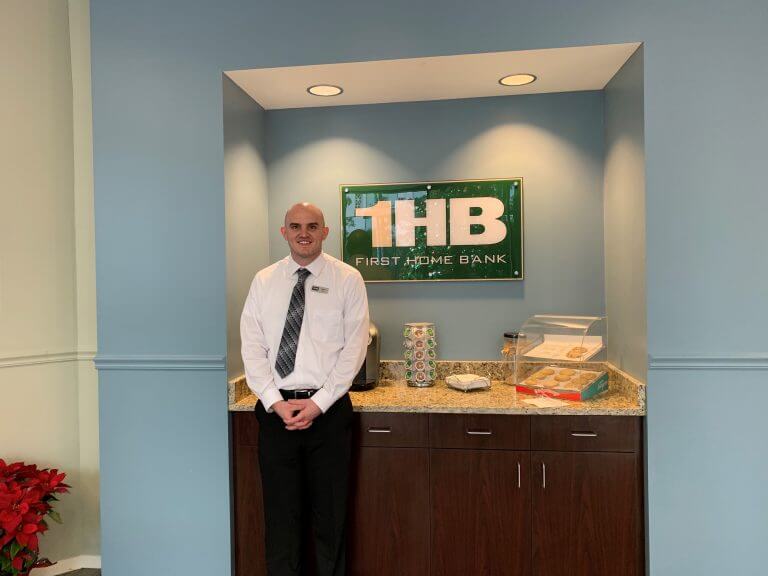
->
xmin=403 ymin=322 xmax=437 ymax=387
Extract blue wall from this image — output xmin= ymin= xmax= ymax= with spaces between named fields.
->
xmin=604 ymin=47 xmax=647 ymax=382
xmin=265 ymin=93 xmax=606 ymax=360
xmin=91 ymin=1 xmax=768 ymax=574
xmin=223 ymin=77 xmax=269 ymax=378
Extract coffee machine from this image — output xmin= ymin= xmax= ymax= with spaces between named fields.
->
xmin=351 ymin=322 xmax=380 ymax=391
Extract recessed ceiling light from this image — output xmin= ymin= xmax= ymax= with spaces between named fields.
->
xmin=307 ymin=84 xmax=343 ymax=97
xmin=499 ymin=74 xmax=537 ymax=86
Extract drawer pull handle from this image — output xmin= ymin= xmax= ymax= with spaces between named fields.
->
xmin=517 ymin=462 xmax=521 ymax=489
xmin=367 ymin=427 xmax=391 ymax=434
xmin=571 ymin=432 xmax=598 ymax=437
xmin=466 ymin=429 xmax=492 ymax=436
xmin=542 ymin=462 xmax=546 ymax=489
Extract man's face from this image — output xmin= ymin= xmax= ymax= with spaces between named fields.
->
xmin=281 ymin=206 xmax=329 ymax=265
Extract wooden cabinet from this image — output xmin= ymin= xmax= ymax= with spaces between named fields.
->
xmin=231 ymin=411 xmax=644 ymax=576
xmin=348 ymin=413 xmax=430 ymax=576
xmin=531 ymin=451 xmax=643 ymax=576
xmin=429 ymin=414 xmax=531 ymax=575
xmin=348 ymin=446 xmax=430 ymax=576
xmin=531 ymin=416 xmax=644 ymax=576
xmin=231 ymin=413 xmax=266 ymax=576
xmin=431 ymin=450 xmax=531 ymax=576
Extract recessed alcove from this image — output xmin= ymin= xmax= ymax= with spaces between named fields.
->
xmin=223 ymin=43 xmax=646 ymax=381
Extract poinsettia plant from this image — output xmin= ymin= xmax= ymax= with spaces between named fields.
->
xmin=0 ymin=460 xmax=69 ymax=576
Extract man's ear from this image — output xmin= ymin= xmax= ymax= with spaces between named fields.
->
xmin=322 ymin=226 xmax=329 ymax=240
xmin=280 ymin=226 xmax=287 ymax=239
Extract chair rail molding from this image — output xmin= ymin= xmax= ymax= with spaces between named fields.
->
xmin=648 ymin=354 xmax=768 ymax=371
xmin=0 ymin=349 xmax=96 ymax=369
xmin=94 ymin=354 xmax=226 ymax=371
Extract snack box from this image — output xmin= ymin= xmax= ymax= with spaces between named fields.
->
xmin=515 ymin=366 xmax=609 ymax=401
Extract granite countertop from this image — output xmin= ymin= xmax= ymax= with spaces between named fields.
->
xmin=230 ymin=361 xmax=645 ymax=416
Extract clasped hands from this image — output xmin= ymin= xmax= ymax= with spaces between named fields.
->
xmin=272 ymin=399 xmax=322 ymax=430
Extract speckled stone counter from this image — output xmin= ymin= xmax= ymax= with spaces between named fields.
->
xmin=230 ymin=361 xmax=645 ymax=416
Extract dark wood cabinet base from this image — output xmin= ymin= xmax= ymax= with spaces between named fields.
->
xmin=231 ymin=412 xmax=644 ymax=576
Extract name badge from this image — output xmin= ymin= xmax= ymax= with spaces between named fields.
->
xmin=311 ymin=285 xmax=329 ymax=294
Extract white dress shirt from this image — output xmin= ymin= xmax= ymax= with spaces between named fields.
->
xmin=240 ymin=252 xmax=370 ymax=413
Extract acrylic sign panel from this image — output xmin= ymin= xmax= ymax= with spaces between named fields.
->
xmin=341 ymin=179 xmax=523 ymax=282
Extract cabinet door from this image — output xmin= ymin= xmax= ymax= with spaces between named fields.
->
xmin=431 ymin=450 xmax=531 ymax=576
xmin=347 ymin=446 xmax=430 ymax=576
xmin=532 ymin=451 xmax=643 ymax=576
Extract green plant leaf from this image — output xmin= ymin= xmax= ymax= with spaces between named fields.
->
xmin=9 ymin=541 xmax=21 ymax=559
xmin=47 ymin=510 xmax=63 ymax=524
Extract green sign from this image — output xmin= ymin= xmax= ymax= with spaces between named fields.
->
xmin=341 ymin=179 xmax=523 ymax=282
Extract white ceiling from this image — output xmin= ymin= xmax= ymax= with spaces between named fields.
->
xmin=225 ymin=43 xmax=640 ymax=110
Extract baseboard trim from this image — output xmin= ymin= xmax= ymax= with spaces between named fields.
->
xmin=33 ymin=555 xmax=101 ymax=575
xmin=0 ymin=350 xmax=96 ymax=369
xmin=94 ymin=354 xmax=226 ymax=371
xmin=649 ymin=354 xmax=768 ymax=370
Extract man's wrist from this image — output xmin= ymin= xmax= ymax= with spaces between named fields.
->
xmin=259 ymin=387 xmax=285 ymax=413
xmin=310 ymin=388 xmax=333 ymax=413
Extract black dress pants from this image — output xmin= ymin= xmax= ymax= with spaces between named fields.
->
xmin=255 ymin=394 xmax=353 ymax=576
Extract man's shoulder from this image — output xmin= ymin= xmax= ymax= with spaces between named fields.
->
xmin=253 ymin=258 xmax=287 ymax=284
xmin=323 ymin=253 xmax=364 ymax=283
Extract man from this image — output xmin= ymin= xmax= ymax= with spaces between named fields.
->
xmin=240 ymin=202 xmax=369 ymax=576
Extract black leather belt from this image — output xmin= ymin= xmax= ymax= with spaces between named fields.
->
xmin=280 ymin=388 xmax=318 ymax=400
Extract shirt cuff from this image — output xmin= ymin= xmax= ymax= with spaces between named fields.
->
xmin=310 ymin=388 xmax=334 ymax=414
xmin=258 ymin=386 xmax=284 ymax=413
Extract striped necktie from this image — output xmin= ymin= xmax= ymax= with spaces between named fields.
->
xmin=275 ymin=268 xmax=311 ymax=378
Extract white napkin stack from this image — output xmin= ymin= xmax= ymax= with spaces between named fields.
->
xmin=445 ymin=374 xmax=491 ymax=392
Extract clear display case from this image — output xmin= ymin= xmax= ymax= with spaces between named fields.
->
xmin=502 ymin=315 xmax=608 ymax=400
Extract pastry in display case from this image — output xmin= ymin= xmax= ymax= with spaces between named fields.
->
xmin=502 ymin=315 xmax=608 ymax=400
xmin=515 ymin=365 xmax=608 ymax=400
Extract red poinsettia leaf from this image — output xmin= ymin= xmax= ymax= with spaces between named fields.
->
xmin=0 ymin=510 xmax=18 ymax=522
xmin=17 ymin=531 xmax=29 ymax=547
xmin=1 ymin=514 xmax=21 ymax=533
xmin=1 ymin=531 xmax=15 ymax=547
xmin=27 ymin=532 xmax=39 ymax=552
xmin=22 ymin=523 xmax=37 ymax=534
xmin=12 ymin=555 xmax=23 ymax=571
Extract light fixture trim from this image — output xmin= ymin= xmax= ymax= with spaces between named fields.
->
xmin=499 ymin=73 xmax=537 ymax=87
xmin=307 ymin=84 xmax=344 ymax=97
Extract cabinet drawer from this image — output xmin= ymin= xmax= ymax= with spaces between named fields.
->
xmin=429 ymin=414 xmax=530 ymax=450
xmin=531 ymin=416 xmax=642 ymax=453
xmin=354 ymin=413 xmax=429 ymax=448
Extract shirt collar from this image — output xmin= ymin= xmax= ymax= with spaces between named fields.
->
xmin=284 ymin=252 xmax=327 ymax=279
